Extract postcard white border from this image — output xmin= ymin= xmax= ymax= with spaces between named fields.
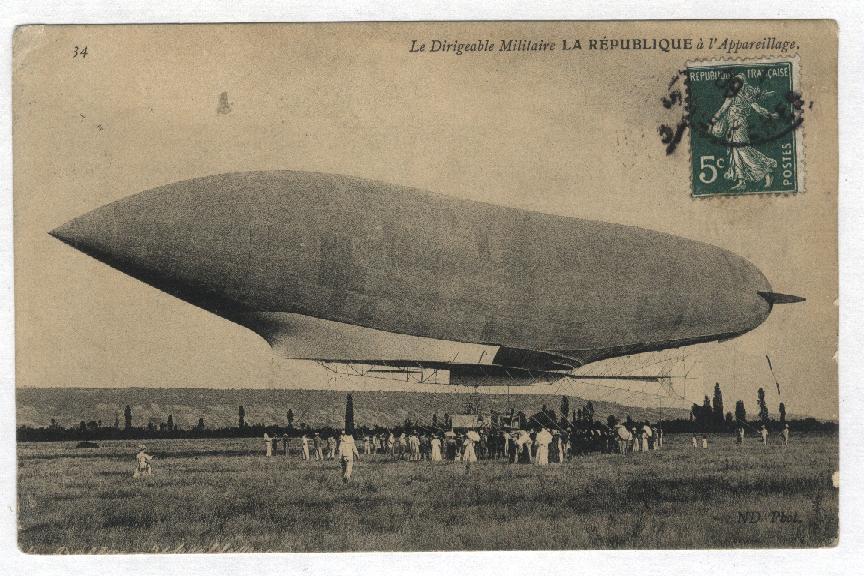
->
xmin=0 ymin=2 xmax=861 ymax=575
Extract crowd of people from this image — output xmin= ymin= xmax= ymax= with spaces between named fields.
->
xmin=132 ymin=419 xmax=794 ymax=482
xmin=257 ymin=420 xmax=667 ymax=469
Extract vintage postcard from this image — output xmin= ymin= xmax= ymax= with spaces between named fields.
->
xmin=13 ymin=21 xmax=837 ymax=552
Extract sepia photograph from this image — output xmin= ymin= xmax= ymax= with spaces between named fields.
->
xmin=10 ymin=18 xmax=840 ymax=556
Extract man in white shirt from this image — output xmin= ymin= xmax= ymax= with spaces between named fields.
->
xmin=535 ymin=428 xmax=553 ymax=465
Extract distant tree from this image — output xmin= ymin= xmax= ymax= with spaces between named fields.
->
xmin=196 ymin=417 xmax=205 ymax=431
xmin=79 ymin=420 xmax=86 ymax=432
xmin=113 ymin=412 xmax=120 ymax=430
xmin=625 ymin=414 xmax=633 ymax=429
xmin=345 ymin=394 xmax=355 ymax=434
xmin=167 ymin=414 xmax=174 ymax=430
xmin=735 ymin=400 xmax=747 ymax=423
xmin=779 ymin=402 xmax=787 ymax=426
xmin=49 ymin=418 xmax=59 ymax=430
xmin=443 ymin=412 xmax=451 ymax=428
xmin=560 ymin=396 xmax=570 ymax=425
xmin=584 ymin=401 xmax=595 ymax=423
xmin=238 ymin=405 xmax=246 ymax=429
xmin=712 ymin=383 xmax=725 ymax=428
xmin=124 ymin=405 xmax=132 ymax=430
xmin=287 ymin=409 xmax=294 ymax=429
xmin=757 ymin=388 xmax=769 ymax=425
xmin=576 ymin=408 xmax=583 ymax=422
xmin=432 ymin=413 xmax=439 ymax=428
xmin=607 ymin=414 xmax=618 ymax=428
xmin=725 ymin=412 xmax=734 ymax=428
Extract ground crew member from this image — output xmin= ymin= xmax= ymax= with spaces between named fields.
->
xmin=313 ymin=432 xmax=323 ymax=460
xmin=133 ymin=445 xmax=154 ymax=478
xmin=301 ymin=434 xmax=310 ymax=460
xmin=431 ymin=435 xmax=442 ymax=461
xmin=327 ymin=435 xmax=337 ymax=460
xmin=338 ymin=430 xmax=360 ymax=483
xmin=534 ymin=428 xmax=552 ymax=465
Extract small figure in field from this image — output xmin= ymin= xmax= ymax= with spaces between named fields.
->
xmin=534 ymin=428 xmax=552 ymax=466
xmin=326 ymin=435 xmax=337 ymax=460
xmin=338 ymin=430 xmax=360 ymax=483
xmin=760 ymin=425 xmax=769 ymax=446
xmin=263 ymin=433 xmax=273 ymax=457
xmin=133 ymin=445 xmax=154 ymax=478
xmin=782 ymin=424 xmax=790 ymax=446
xmin=642 ymin=423 xmax=651 ymax=451
xmin=430 ymin=434 xmax=442 ymax=461
xmin=282 ymin=432 xmax=290 ymax=457
xmin=701 ymin=434 xmax=708 ymax=449
xmin=301 ymin=434 xmax=310 ymax=460
xmin=464 ymin=430 xmax=480 ymax=463
xmin=615 ymin=424 xmax=630 ymax=455
xmin=691 ymin=435 xmax=698 ymax=449
xmin=313 ymin=432 xmax=323 ymax=461
xmin=736 ymin=426 xmax=745 ymax=444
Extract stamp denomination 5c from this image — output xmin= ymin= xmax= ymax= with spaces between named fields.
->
xmin=687 ymin=57 xmax=804 ymax=197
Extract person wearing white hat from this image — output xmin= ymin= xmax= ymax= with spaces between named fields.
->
xmin=133 ymin=445 xmax=153 ymax=478
xmin=337 ymin=430 xmax=360 ymax=483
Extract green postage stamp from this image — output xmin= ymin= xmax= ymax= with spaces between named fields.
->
xmin=687 ymin=57 xmax=804 ymax=197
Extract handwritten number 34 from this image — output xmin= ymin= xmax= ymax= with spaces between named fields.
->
xmin=73 ymin=46 xmax=88 ymax=58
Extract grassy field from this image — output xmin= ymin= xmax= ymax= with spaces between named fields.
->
xmin=17 ymin=432 xmax=838 ymax=553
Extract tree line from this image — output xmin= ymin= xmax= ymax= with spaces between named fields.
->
xmin=16 ymin=388 xmax=835 ymax=443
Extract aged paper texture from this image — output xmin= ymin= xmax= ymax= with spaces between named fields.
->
xmin=13 ymin=21 xmax=837 ymax=552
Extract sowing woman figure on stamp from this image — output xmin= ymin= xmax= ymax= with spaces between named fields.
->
xmin=709 ymin=73 xmax=779 ymax=191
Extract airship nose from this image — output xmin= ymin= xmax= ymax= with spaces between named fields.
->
xmin=49 ymin=179 xmax=257 ymax=317
xmin=50 ymin=207 xmax=125 ymax=267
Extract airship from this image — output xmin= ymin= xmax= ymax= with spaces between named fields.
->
xmin=50 ymin=171 xmax=802 ymax=386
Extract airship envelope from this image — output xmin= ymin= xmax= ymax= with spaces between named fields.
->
xmin=50 ymin=171 xmax=802 ymax=383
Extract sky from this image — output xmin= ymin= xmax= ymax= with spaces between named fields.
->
xmin=13 ymin=22 xmax=837 ymax=418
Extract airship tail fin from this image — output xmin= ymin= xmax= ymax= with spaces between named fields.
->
xmin=757 ymin=291 xmax=806 ymax=305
